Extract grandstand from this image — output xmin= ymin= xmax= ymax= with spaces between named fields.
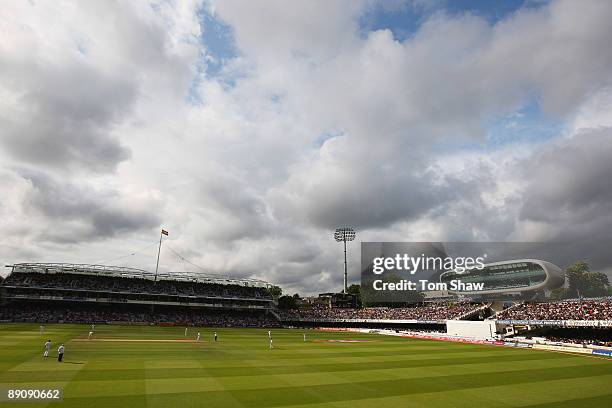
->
xmin=1 ymin=263 xmax=277 ymax=326
xmin=2 ymin=262 xmax=612 ymax=344
xmin=278 ymin=302 xmax=485 ymax=326
xmin=494 ymin=298 xmax=612 ymax=323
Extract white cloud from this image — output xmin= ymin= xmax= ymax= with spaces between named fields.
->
xmin=2 ymin=0 xmax=612 ymax=289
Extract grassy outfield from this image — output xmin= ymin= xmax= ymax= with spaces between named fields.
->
xmin=0 ymin=324 xmax=611 ymax=408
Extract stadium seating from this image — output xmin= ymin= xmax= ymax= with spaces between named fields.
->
xmin=495 ymin=299 xmax=612 ymax=321
xmin=5 ymin=270 xmax=610 ymax=328
xmin=279 ymin=302 xmax=484 ymax=321
xmin=0 ymin=270 xmax=278 ymax=327
xmin=0 ymin=303 xmax=279 ymax=327
xmin=3 ymin=272 xmax=272 ymax=299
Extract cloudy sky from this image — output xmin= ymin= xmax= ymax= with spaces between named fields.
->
xmin=1 ymin=0 xmax=612 ymax=294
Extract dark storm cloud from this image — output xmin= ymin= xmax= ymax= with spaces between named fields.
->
xmin=0 ymin=62 xmax=135 ymax=173
xmin=441 ymin=241 xmax=612 ymax=278
xmin=20 ymin=170 xmax=160 ymax=243
xmin=513 ymin=127 xmax=612 ymax=277
xmin=519 ymin=127 xmax=612 ymax=232
xmin=301 ymin=171 xmax=464 ymax=230
xmin=273 ymin=135 xmax=496 ymax=233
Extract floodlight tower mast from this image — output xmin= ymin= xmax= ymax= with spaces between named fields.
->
xmin=334 ymin=227 xmax=356 ymax=294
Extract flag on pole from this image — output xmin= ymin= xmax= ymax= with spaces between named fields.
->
xmin=161 ymin=229 xmax=169 ymax=236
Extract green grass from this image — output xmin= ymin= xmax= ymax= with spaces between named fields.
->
xmin=0 ymin=324 xmax=611 ymax=408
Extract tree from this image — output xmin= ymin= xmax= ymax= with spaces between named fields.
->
xmin=268 ymin=285 xmax=282 ymax=299
xmin=566 ymin=261 xmax=589 ymax=297
xmin=278 ymin=295 xmax=298 ymax=309
xmin=582 ymin=272 xmax=609 ymax=297
xmin=346 ymin=284 xmax=363 ymax=307
xmin=549 ymin=287 xmax=569 ymax=300
xmin=565 ymin=261 xmax=609 ymax=298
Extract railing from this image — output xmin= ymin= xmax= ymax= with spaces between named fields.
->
xmin=2 ymin=284 xmax=273 ymax=303
xmin=3 ymin=293 xmax=272 ymax=309
xmin=494 ymin=319 xmax=612 ymax=327
xmin=487 ymin=301 xmax=524 ymax=320
xmin=278 ymin=317 xmax=443 ymax=324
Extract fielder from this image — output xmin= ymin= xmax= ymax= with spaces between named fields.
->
xmin=214 ymin=332 xmax=217 ymax=342
xmin=196 ymin=332 xmax=200 ymax=342
xmin=88 ymin=331 xmax=93 ymax=340
xmin=268 ymin=331 xmax=273 ymax=349
xmin=57 ymin=344 xmax=65 ymax=362
xmin=185 ymin=327 xmax=188 ymax=337
xmin=43 ymin=339 xmax=51 ymax=357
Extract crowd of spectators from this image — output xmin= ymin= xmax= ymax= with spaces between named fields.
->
xmin=0 ymin=304 xmax=280 ymax=327
xmin=3 ymin=287 xmax=267 ymax=310
xmin=279 ymin=302 xmax=483 ymax=321
xmin=496 ymin=299 xmax=612 ymax=321
xmin=544 ymin=337 xmax=611 ymax=347
xmin=3 ymin=272 xmax=271 ymax=300
xmin=517 ymin=326 xmax=612 ymax=347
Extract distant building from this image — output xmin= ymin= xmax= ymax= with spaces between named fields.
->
xmin=318 ymin=292 xmax=357 ymax=308
xmin=299 ymin=296 xmax=327 ymax=306
xmin=440 ymin=259 xmax=564 ymax=297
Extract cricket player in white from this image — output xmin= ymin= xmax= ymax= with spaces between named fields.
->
xmin=214 ymin=332 xmax=217 ymax=342
xmin=185 ymin=327 xmax=188 ymax=337
xmin=43 ymin=340 xmax=51 ymax=357
xmin=196 ymin=332 xmax=200 ymax=341
xmin=91 ymin=324 xmax=95 ymax=332
xmin=88 ymin=331 xmax=93 ymax=340
xmin=268 ymin=331 xmax=273 ymax=349
xmin=57 ymin=344 xmax=65 ymax=362
xmin=40 ymin=325 xmax=45 ymax=334
xmin=303 ymin=333 xmax=307 ymax=342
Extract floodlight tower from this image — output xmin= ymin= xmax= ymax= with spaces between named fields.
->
xmin=334 ymin=227 xmax=356 ymax=294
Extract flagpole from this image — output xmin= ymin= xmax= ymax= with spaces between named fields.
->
xmin=154 ymin=229 xmax=163 ymax=282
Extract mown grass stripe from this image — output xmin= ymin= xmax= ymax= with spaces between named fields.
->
xmin=58 ymin=368 xmax=612 ymax=407
xmin=273 ymin=375 xmax=612 ymax=408
xmin=9 ymin=357 xmax=604 ymax=400
xmin=1 ymin=352 xmax=575 ymax=382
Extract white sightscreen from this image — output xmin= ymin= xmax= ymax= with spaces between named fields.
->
xmin=446 ymin=320 xmax=497 ymax=339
